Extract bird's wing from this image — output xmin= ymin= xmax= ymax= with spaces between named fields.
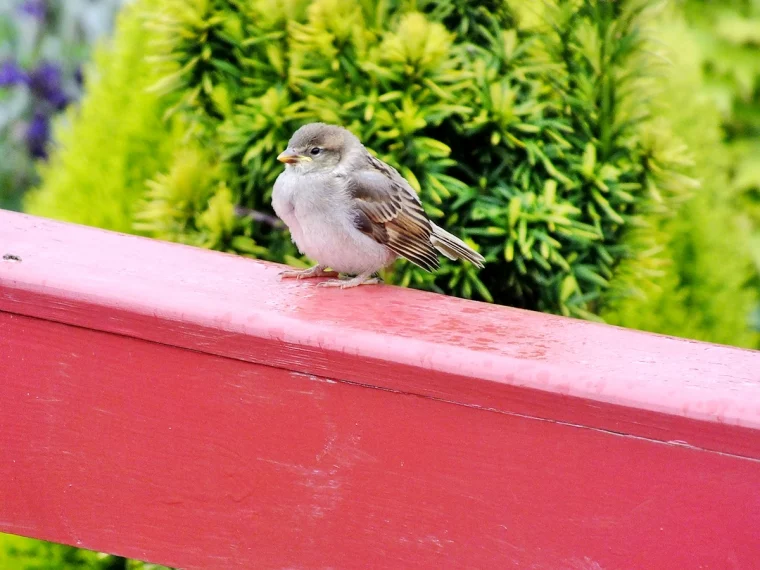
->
xmin=345 ymin=153 xmax=439 ymax=272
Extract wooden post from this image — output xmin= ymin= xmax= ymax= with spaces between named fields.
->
xmin=1 ymin=210 xmax=759 ymax=569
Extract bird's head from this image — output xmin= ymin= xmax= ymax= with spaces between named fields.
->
xmin=277 ymin=122 xmax=359 ymax=173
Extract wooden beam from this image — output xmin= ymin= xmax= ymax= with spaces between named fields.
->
xmin=1 ymin=210 xmax=759 ymax=569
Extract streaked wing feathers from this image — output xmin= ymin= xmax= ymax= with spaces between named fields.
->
xmin=347 ymin=154 xmax=439 ymax=271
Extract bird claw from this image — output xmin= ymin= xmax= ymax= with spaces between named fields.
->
xmin=316 ymin=276 xmax=381 ymax=289
xmin=279 ymin=266 xmax=338 ymax=280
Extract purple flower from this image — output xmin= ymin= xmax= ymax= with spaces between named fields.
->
xmin=0 ymin=60 xmax=28 ymax=87
xmin=47 ymin=89 xmax=70 ymax=110
xmin=18 ymin=0 xmax=47 ymax=20
xmin=29 ymin=61 xmax=69 ymax=109
xmin=26 ymin=112 xmax=50 ymax=159
xmin=74 ymin=65 xmax=84 ymax=87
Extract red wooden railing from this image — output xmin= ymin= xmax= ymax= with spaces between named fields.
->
xmin=1 ymin=209 xmax=759 ymax=569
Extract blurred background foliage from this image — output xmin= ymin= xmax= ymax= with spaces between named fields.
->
xmin=1 ymin=0 xmax=759 ymax=563
xmin=679 ymin=0 xmax=760 ymax=333
xmin=0 ymin=0 xmax=128 ymax=210
xmin=684 ymin=0 xmax=760 ymax=199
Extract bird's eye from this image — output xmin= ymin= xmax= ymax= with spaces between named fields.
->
xmin=310 ymin=147 xmax=321 ymax=156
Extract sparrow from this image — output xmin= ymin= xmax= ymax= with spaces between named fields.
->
xmin=271 ymin=122 xmax=485 ymax=288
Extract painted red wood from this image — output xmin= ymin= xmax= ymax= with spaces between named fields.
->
xmin=1 ymin=209 xmax=760 ymax=569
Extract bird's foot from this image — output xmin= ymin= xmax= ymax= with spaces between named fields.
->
xmin=316 ymin=273 xmax=381 ymax=289
xmin=279 ymin=264 xmax=338 ymax=280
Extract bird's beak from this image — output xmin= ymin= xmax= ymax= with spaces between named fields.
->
xmin=277 ymin=149 xmax=312 ymax=164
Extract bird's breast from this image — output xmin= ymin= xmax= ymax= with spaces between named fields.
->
xmin=272 ymin=170 xmax=394 ymax=274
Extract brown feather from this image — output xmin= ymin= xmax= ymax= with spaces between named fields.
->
xmin=353 ymin=209 xmax=389 ymax=244
xmin=345 ymin=153 xmax=440 ymax=272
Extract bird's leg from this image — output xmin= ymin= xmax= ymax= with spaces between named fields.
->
xmin=279 ymin=264 xmax=338 ymax=280
xmin=316 ymin=272 xmax=381 ymax=289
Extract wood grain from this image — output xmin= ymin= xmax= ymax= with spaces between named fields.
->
xmin=1 ymin=210 xmax=760 ymax=568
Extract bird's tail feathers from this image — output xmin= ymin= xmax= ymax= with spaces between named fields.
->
xmin=430 ymin=223 xmax=485 ymax=268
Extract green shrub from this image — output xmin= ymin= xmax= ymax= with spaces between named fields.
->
xmin=601 ymin=8 xmax=760 ymax=348
xmin=680 ymin=0 xmax=760 ymax=337
xmin=683 ymin=0 xmax=760 ymax=192
xmin=25 ymin=0 xmax=759 ymax=345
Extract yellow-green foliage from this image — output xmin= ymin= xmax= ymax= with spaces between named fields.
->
xmin=680 ymin=0 xmax=760 ymax=340
xmin=683 ymin=0 xmax=760 ymax=193
xmin=602 ymin=13 xmax=760 ymax=348
xmin=25 ymin=1 xmax=180 ymax=233
xmin=133 ymin=146 xmax=267 ymax=254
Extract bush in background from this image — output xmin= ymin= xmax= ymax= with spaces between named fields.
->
xmin=601 ymin=8 xmax=760 ymax=347
xmin=683 ymin=0 xmax=760 ymax=192
xmin=24 ymin=0 xmax=759 ymax=348
xmin=680 ymin=0 xmax=760 ymax=332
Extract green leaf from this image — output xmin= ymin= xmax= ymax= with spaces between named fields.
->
xmin=582 ymin=142 xmax=596 ymax=177
xmin=508 ymin=197 xmax=521 ymax=229
xmin=560 ymin=275 xmax=578 ymax=303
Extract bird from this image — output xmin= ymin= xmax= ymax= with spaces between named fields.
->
xmin=271 ymin=122 xmax=485 ymax=289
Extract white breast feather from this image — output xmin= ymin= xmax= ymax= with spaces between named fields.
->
xmin=272 ymin=167 xmax=396 ymax=274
